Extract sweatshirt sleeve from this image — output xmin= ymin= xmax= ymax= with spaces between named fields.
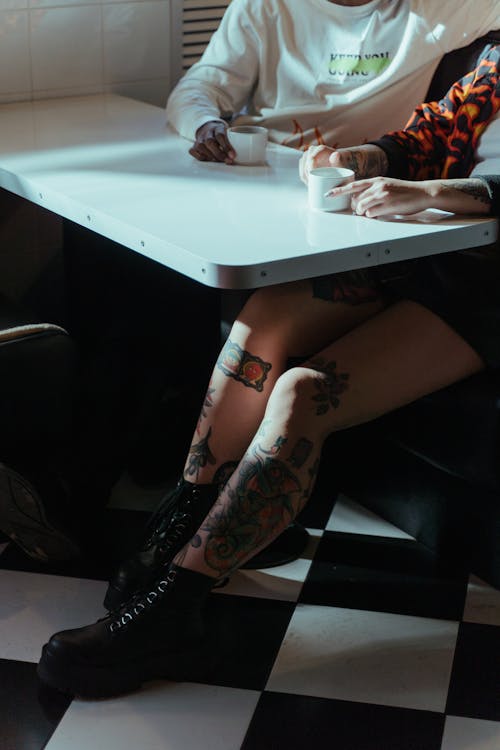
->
xmin=166 ymin=0 xmax=261 ymax=141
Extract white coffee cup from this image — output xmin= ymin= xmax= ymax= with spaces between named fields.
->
xmin=308 ymin=167 xmax=355 ymax=211
xmin=227 ymin=126 xmax=268 ymax=165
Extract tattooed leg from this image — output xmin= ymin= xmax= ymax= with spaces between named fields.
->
xmin=182 ymin=278 xmax=385 ymax=486
xmin=212 ymin=461 xmax=239 ymax=492
xmin=175 ymin=300 xmax=484 ymax=579
xmin=216 ymin=338 xmax=272 ymax=392
xmin=184 ymin=426 xmax=217 ymax=480
xmin=176 ymin=422 xmax=323 ymax=578
xmin=176 ymin=355 xmax=352 ymax=578
xmin=182 ymin=332 xmax=279 ymax=485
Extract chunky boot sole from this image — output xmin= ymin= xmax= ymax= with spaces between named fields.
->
xmin=0 ymin=464 xmax=80 ymax=562
xmin=37 ymin=639 xmax=208 ymax=699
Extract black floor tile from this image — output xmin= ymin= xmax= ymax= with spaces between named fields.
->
xmin=446 ymin=622 xmax=500 ymax=721
xmin=299 ymin=531 xmax=468 ymax=620
xmin=1 ymin=474 xmax=498 ymax=750
xmin=296 ymin=466 xmax=337 ymax=530
xmin=241 ymin=692 xmax=445 ymax=750
xmin=0 ymin=658 xmax=71 ymax=750
xmin=202 ymin=595 xmax=295 ymax=691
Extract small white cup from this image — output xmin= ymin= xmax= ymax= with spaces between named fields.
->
xmin=227 ymin=126 xmax=268 ymax=165
xmin=308 ymin=167 xmax=355 ymax=212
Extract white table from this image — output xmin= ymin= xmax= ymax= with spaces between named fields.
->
xmin=0 ymin=93 xmax=497 ymax=289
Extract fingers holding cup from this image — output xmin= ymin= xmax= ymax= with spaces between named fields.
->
xmin=299 ymin=145 xmax=335 ymax=185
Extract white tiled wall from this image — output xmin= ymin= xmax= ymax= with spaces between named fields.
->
xmin=0 ymin=0 xmax=180 ymax=303
xmin=0 ymin=0 xmax=175 ymax=108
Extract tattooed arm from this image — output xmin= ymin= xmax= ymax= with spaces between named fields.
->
xmin=431 ymin=179 xmax=493 ymax=215
xmin=327 ymin=176 xmax=492 ymax=218
xmin=299 ymin=144 xmax=388 ymax=184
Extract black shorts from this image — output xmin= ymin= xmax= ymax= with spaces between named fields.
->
xmin=312 ymin=248 xmax=500 ymax=369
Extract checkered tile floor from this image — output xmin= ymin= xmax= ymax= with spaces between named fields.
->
xmin=1 ymin=480 xmax=499 ymax=750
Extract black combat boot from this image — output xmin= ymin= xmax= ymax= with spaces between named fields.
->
xmin=37 ymin=564 xmax=215 ymax=698
xmin=104 ymin=479 xmax=219 ymax=610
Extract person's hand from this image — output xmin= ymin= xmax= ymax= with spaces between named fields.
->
xmin=299 ymin=144 xmax=388 ymax=184
xmin=327 ymin=148 xmax=365 ymax=172
xmin=189 ymin=121 xmax=236 ymax=163
xmin=328 ymin=145 xmax=388 ymax=178
xmin=327 ymin=177 xmax=434 ymax=218
xmin=299 ymin=145 xmax=335 ymax=184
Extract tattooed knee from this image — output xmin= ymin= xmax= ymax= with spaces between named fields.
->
xmin=269 ymin=364 xmax=350 ymax=420
xmin=266 ymin=367 xmax=317 ymax=415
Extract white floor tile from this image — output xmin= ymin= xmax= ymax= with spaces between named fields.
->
xmin=441 ymin=715 xmax=500 ymax=750
xmin=327 ymin=494 xmax=414 ymax=539
xmin=266 ymin=604 xmax=458 ymax=712
xmin=214 ymin=528 xmax=321 ymax=601
xmin=45 ymin=681 xmax=260 ymax=750
xmin=462 ymin=575 xmax=500 ymax=627
xmin=214 ymin=559 xmax=312 ymax=602
xmin=0 ymin=570 xmax=106 ymax=662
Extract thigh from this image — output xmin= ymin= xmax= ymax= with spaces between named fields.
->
xmin=238 ymin=272 xmax=387 ymax=359
xmin=302 ymin=299 xmax=485 ymax=434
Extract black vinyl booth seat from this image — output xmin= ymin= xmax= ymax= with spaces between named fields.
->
xmin=332 ymin=30 xmax=500 ymax=590
xmin=335 ymin=376 xmax=500 ymax=589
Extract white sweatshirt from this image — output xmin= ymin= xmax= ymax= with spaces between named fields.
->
xmin=166 ymin=0 xmax=500 ymax=149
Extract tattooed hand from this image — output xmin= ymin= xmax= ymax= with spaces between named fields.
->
xmin=299 ymin=144 xmax=388 ymax=185
xmin=328 ymin=145 xmax=388 ymax=179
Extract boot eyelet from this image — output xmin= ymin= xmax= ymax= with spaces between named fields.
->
xmin=146 ymin=591 xmax=158 ymax=604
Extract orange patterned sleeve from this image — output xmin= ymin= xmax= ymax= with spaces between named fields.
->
xmin=374 ymin=45 xmax=500 ymax=180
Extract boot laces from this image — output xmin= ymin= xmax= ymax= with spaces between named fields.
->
xmin=157 ymin=511 xmax=192 ymax=552
xmin=108 ymin=568 xmax=177 ymax=634
xmin=145 ymin=489 xmax=199 ymax=550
